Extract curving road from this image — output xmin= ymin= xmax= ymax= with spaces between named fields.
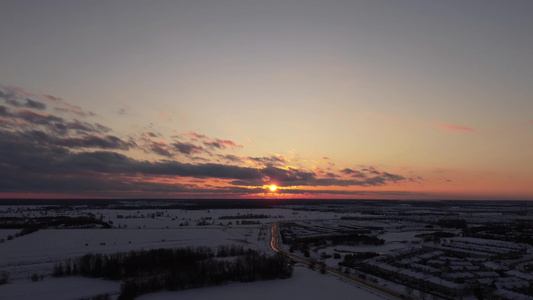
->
xmin=270 ymin=222 xmax=405 ymax=300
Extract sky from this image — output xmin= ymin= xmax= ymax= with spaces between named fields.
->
xmin=1 ymin=0 xmax=532 ymax=200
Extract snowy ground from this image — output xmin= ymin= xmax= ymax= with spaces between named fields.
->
xmin=0 ymin=229 xmax=20 ymax=241
xmin=137 ymin=265 xmax=392 ymax=300
xmin=0 ymin=277 xmax=120 ymax=300
xmin=0 ymin=207 xmax=347 ymax=280
xmin=0 ymin=227 xmax=272 ymax=280
xmin=0 ymin=205 xmax=418 ymax=299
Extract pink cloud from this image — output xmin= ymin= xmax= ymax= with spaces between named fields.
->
xmin=6 ymin=86 xmax=35 ymax=97
xmin=55 ymin=107 xmax=96 ymax=117
xmin=184 ymin=132 xmax=207 ymax=140
xmin=437 ymin=124 xmax=475 ymax=132
xmin=157 ymin=112 xmax=172 ymax=121
xmin=204 ymin=139 xmax=241 ymax=150
xmin=183 ymin=132 xmax=242 ymax=150
xmin=42 ymin=94 xmax=62 ymax=102
xmin=95 ymin=123 xmax=112 ymax=133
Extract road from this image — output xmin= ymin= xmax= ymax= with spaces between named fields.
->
xmin=270 ymin=222 xmax=405 ymax=300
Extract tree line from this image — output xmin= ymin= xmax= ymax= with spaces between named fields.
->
xmin=53 ymin=245 xmax=293 ymax=300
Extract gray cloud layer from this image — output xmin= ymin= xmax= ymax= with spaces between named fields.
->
xmin=0 ymin=85 xmax=413 ymax=197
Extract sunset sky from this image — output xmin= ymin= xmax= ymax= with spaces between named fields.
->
xmin=1 ymin=1 xmax=532 ymax=200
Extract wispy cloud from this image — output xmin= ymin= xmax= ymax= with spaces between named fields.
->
xmin=55 ymin=105 xmax=96 ymax=117
xmin=183 ymin=132 xmax=243 ymax=150
xmin=42 ymin=94 xmax=62 ymax=102
xmin=437 ymin=123 xmax=475 ymax=132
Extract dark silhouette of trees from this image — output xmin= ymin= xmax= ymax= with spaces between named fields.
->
xmin=216 ymin=244 xmax=246 ymax=257
xmin=0 ymin=272 xmax=8 ymax=285
xmin=0 ymin=216 xmax=111 ymax=229
xmin=340 ymin=252 xmax=379 ymax=268
xmin=53 ymin=246 xmax=293 ymax=300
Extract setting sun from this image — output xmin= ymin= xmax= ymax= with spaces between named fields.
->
xmin=269 ymin=185 xmax=277 ymax=192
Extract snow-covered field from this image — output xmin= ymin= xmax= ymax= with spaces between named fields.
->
xmin=0 ymin=204 xmax=414 ymax=300
xmin=0 ymin=277 xmax=120 ymax=300
xmin=138 ymin=265 xmax=389 ymax=300
xmin=0 ymin=227 xmax=273 ymax=280
xmin=92 ymin=208 xmax=339 ymax=229
xmin=0 ymin=229 xmax=20 ymax=241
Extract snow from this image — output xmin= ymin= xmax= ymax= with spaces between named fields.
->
xmin=137 ymin=265 xmax=391 ymax=300
xmin=0 ymin=229 xmax=21 ymax=239
xmin=91 ymin=208 xmax=302 ymax=229
xmin=0 ymin=228 xmax=257 ymax=280
xmin=6 ymin=203 xmax=516 ymax=300
xmin=0 ymin=277 xmax=120 ymax=300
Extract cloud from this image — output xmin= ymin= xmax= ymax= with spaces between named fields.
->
xmin=340 ymin=168 xmax=366 ymax=178
xmin=42 ymin=94 xmax=62 ymax=102
xmin=362 ymin=167 xmax=381 ymax=175
xmin=141 ymin=131 xmax=243 ymax=158
xmin=0 ymin=87 xmax=131 ymax=151
xmin=331 ymin=167 xmax=407 ymax=186
xmin=437 ymin=123 xmax=475 ymax=132
xmin=1 ymin=94 xmax=46 ymax=110
xmin=218 ymin=154 xmax=243 ymax=163
xmin=50 ymin=120 xmax=111 ymax=136
xmin=231 ymin=165 xmax=407 ymax=188
xmin=95 ymin=123 xmax=112 ymax=133
xmin=172 ymin=141 xmax=205 ymax=155
xmin=2 ymin=86 xmax=96 ymax=117
xmin=55 ymin=106 xmax=96 ymax=117
xmin=23 ymin=98 xmax=46 ymax=110
xmin=325 ymin=172 xmax=338 ymax=178
xmin=17 ymin=109 xmax=64 ymax=125
xmin=217 ymin=155 xmax=287 ymax=168
xmin=0 ymin=84 xmax=421 ymax=198
xmin=57 ymin=135 xmax=135 ymax=150
xmin=150 ymin=143 xmax=174 ymax=157
xmin=409 ymin=176 xmax=424 ymax=183
xmin=0 ymin=124 xmax=411 ymax=196
xmin=247 ymin=155 xmax=287 ymax=166
xmin=183 ymin=132 xmax=242 ymax=150
xmin=15 ymin=130 xmax=135 ymax=150
xmin=3 ymin=86 xmax=36 ymax=97
xmin=0 ymin=89 xmax=114 ymax=142
xmin=297 ymin=174 xmax=404 ymax=187
xmin=204 ymin=139 xmax=241 ymax=149
xmin=184 ymin=132 xmax=207 ymax=141
xmin=261 ymin=166 xmax=316 ymax=183
xmin=381 ymin=172 xmax=405 ymax=182
xmin=3 ymin=127 xmax=407 ymax=189
xmin=138 ymin=133 xmax=174 ymax=157
xmin=0 ymin=105 xmax=10 ymax=117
